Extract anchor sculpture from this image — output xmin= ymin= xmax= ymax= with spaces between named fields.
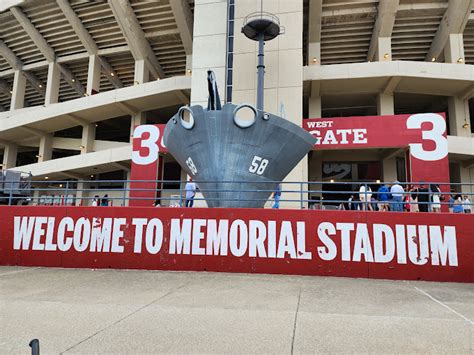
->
xmin=163 ymin=11 xmax=316 ymax=208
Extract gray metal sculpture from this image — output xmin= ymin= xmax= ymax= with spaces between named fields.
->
xmin=163 ymin=10 xmax=316 ymax=208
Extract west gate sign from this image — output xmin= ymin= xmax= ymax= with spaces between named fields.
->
xmin=303 ymin=113 xmax=450 ymax=186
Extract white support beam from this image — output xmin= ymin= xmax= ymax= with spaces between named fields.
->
xmin=87 ymin=55 xmax=101 ymax=95
xmin=367 ymin=0 xmax=399 ymax=61
xmin=19 ymin=126 xmax=47 ymax=137
xmin=2 ymin=143 xmax=18 ymax=169
xmin=426 ymin=0 xmax=474 ymax=62
xmin=383 ymin=76 xmax=401 ymax=95
xmin=10 ymin=6 xmax=85 ymax=96
xmin=169 ymin=0 xmax=193 ymax=55
xmin=65 ymin=114 xmax=89 ymax=127
xmin=308 ymin=0 xmax=322 ymax=63
xmin=108 ymin=0 xmax=165 ymax=79
xmin=45 ymin=62 xmax=60 ymax=105
xmin=0 ymin=40 xmax=22 ymax=69
xmin=55 ymin=0 xmax=123 ymax=89
xmin=10 ymin=6 xmax=55 ymax=62
xmin=0 ymin=40 xmax=45 ymax=97
xmin=112 ymin=162 xmax=130 ymax=172
xmin=11 ymin=70 xmax=26 ymax=110
xmin=0 ymin=79 xmax=12 ymax=98
xmin=81 ymin=124 xmax=96 ymax=154
xmin=117 ymin=101 xmax=139 ymax=116
xmin=38 ymin=135 xmax=53 ymax=162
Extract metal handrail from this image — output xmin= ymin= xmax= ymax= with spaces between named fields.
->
xmin=2 ymin=179 xmax=473 ymax=212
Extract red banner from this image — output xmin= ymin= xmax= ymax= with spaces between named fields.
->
xmin=130 ymin=124 xmax=167 ymax=206
xmin=304 ymin=113 xmax=450 ymax=208
xmin=1 ymin=206 xmax=472 ymax=283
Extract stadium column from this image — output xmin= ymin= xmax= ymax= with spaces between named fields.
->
xmin=45 ymin=62 xmax=60 ymax=105
xmin=86 ymin=55 xmax=101 ymax=95
xmin=448 ymin=96 xmax=470 ymax=137
xmin=308 ymin=82 xmax=322 ymax=202
xmin=444 ymin=33 xmax=464 ymax=64
xmin=75 ymin=181 xmax=87 ymax=206
xmin=445 ymin=33 xmax=471 ymax=137
xmin=232 ymin=0 xmax=306 ymax=208
xmin=2 ymin=144 xmax=17 ymax=169
xmin=38 ymin=135 xmax=52 ymax=162
xmin=130 ymin=60 xmax=149 ymax=132
xmin=81 ymin=124 xmax=96 ymax=154
xmin=10 ymin=70 xmax=26 ymax=110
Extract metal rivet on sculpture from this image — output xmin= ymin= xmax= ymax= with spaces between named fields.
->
xmin=163 ymin=11 xmax=316 ymax=208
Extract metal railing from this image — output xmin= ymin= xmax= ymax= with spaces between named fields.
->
xmin=1 ymin=179 xmax=473 ymax=212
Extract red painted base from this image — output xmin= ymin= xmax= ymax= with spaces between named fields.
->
xmin=1 ymin=206 xmax=472 ymax=283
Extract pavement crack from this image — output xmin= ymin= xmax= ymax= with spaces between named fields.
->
xmin=60 ymin=283 xmax=187 ymax=354
xmin=414 ymin=286 xmax=473 ymax=325
xmin=290 ymin=286 xmax=302 ymax=355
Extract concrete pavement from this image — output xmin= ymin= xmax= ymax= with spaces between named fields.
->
xmin=0 ymin=267 xmax=472 ymax=354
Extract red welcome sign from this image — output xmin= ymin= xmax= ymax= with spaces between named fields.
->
xmin=1 ymin=206 xmax=472 ymax=282
xmin=303 ymin=113 xmax=450 ymax=197
xmin=130 ymin=124 xmax=167 ymax=206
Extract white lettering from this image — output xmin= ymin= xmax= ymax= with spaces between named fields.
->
xmin=191 ymin=219 xmax=206 ymax=255
xmin=145 ymin=218 xmax=163 ymax=254
xmin=249 ymin=220 xmax=267 ymax=258
xmin=373 ymin=224 xmax=395 ymax=263
xmin=317 ymin=222 xmax=337 ymax=261
xmin=206 ymin=219 xmax=228 ymax=256
xmin=429 ymin=226 xmax=458 ymax=266
xmin=13 ymin=216 xmax=35 ymax=250
xmin=111 ymin=218 xmax=126 ymax=253
xmin=170 ymin=219 xmax=191 ymax=254
xmin=353 ymin=223 xmax=374 ymax=262
xmin=132 ymin=218 xmax=148 ymax=253
xmin=229 ymin=219 xmax=248 ymax=257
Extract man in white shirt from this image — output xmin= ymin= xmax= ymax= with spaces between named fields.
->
xmin=185 ymin=179 xmax=196 ymax=207
xmin=390 ymin=181 xmax=405 ymax=212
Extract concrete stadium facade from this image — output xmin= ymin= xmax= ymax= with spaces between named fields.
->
xmin=1 ymin=0 xmax=474 ymax=206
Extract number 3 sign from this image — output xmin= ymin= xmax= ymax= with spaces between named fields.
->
xmin=129 ymin=124 xmax=167 ymax=206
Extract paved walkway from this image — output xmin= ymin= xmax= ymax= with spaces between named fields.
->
xmin=0 ymin=266 xmax=472 ymax=354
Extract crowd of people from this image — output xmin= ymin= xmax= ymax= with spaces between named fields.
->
xmin=340 ymin=182 xmax=472 ymax=213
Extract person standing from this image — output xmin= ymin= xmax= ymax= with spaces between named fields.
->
xmin=430 ymin=184 xmax=441 ymax=213
xmin=272 ymin=183 xmax=282 ymax=209
xmin=185 ymin=179 xmax=196 ymax=207
xmin=91 ymin=195 xmax=100 ymax=206
xmin=390 ymin=181 xmax=404 ymax=212
xmin=453 ymin=194 xmax=464 ymax=213
xmin=417 ymin=183 xmax=430 ymax=212
xmin=359 ymin=185 xmax=372 ymax=211
xmin=463 ymin=195 xmax=472 ymax=213
xmin=377 ymin=183 xmax=390 ymax=212
xmin=100 ymin=194 xmax=109 ymax=207
xmin=408 ymin=186 xmax=419 ymax=212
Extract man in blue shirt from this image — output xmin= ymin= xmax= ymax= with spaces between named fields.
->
xmin=272 ymin=183 xmax=282 ymax=209
xmin=377 ymin=184 xmax=390 ymax=211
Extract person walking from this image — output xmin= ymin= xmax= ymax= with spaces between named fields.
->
xmin=272 ymin=183 xmax=282 ymax=209
xmin=390 ymin=181 xmax=404 ymax=212
xmin=185 ymin=179 xmax=196 ymax=207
